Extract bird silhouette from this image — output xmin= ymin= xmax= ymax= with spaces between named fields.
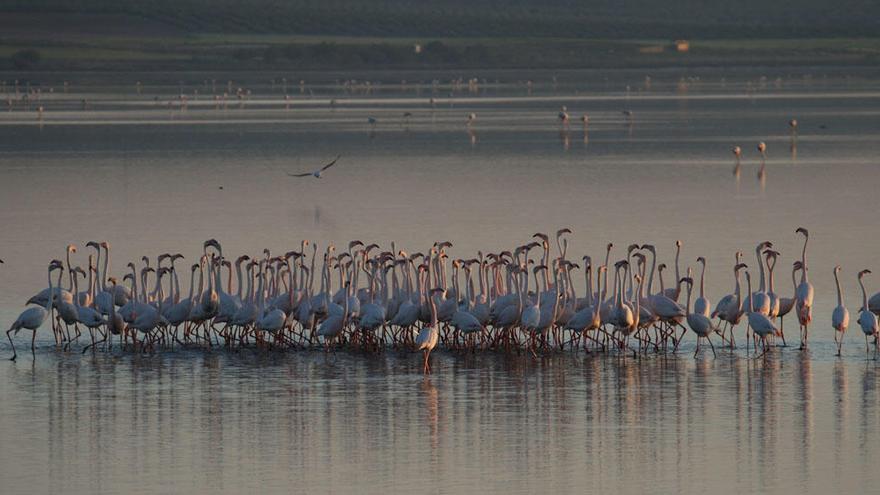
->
xmin=286 ymin=155 xmax=342 ymax=179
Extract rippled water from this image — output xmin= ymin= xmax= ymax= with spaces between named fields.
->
xmin=1 ymin=68 xmax=880 ymax=493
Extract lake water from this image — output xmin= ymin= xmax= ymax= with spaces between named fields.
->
xmin=1 ymin=67 xmax=879 ymax=493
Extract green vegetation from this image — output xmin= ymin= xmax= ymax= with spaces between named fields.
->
xmin=0 ymin=1 xmax=878 ymax=71
xmin=3 ymin=35 xmax=878 ymax=72
xmin=10 ymin=49 xmax=41 ymax=70
xmin=2 ymin=0 xmax=879 ymax=39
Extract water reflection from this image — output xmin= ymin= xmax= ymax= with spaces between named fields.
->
xmin=2 ymin=352 xmax=877 ymax=493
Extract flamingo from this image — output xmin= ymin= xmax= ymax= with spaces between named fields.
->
xmin=7 ymin=260 xmax=63 ymax=360
xmin=764 ymin=250 xmax=782 ymax=321
xmin=415 ymin=288 xmax=442 ymax=373
xmin=857 ymin=270 xmax=879 ymax=359
xmin=316 ymin=270 xmax=351 ymax=349
xmin=731 ymin=146 xmax=742 ymax=176
xmin=744 ymin=270 xmax=780 ymax=357
xmin=662 ymin=240 xmax=683 ymax=302
xmin=776 ymin=261 xmax=801 ymax=340
xmin=684 ymin=275 xmax=717 ymax=358
xmin=795 ymin=227 xmax=815 ymax=348
xmin=105 ymin=277 xmax=127 ymax=341
xmin=747 ymin=241 xmax=773 ymax=316
xmin=831 ymin=265 xmax=849 ymax=356
xmin=757 ymin=141 xmax=767 ymax=179
xmin=558 ymin=106 xmax=570 ymax=126
xmin=694 ymin=256 xmax=711 ymax=317
xmin=72 ymin=267 xmax=105 ymax=351
xmin=713 ymin=263 xmax=748 ymax=348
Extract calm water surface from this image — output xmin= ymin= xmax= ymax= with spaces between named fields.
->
xmin=1 ymin=68 xmax=879 ymax=493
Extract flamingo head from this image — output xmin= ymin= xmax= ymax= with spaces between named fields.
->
xmin=795 ymin=227 xmax=809 ymax=238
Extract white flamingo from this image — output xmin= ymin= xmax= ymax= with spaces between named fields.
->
xmin=684 ymin=275 xmax=717 ymax=358
xmin=415 ymin=288 xmax=442 ymax=373
xmin=831 ymin=265 xmax=849 ymax=356
xmin=795 ymin=227 xmax=815 ymax=348
xmin=7 ymin=260 xmax=63 ymax=360
xmin=857 ymin=270 xmax=879 ymax=359
xmin=744 ymin=271 xmax=780 ymax=357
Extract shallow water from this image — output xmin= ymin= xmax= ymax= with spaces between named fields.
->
xmin=1 ymin=68 xmax=880 ymax=493
xmin=0 ymin=351 xmax=878 ymax=494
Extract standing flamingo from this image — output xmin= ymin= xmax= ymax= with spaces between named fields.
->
xmin=857 ymin=270 xmax=879 ymax=359
xmin=7 ymin=260 xmax=63 ymax=360
xmin=684 ymin=276 xmax=717 ymax=358
xmin=795 ymin=227 xmax=815 ymax=349
xmin=694 ymin=256 xmax=711 ymax=317
xmin=744 ymin=270 xmax=780 ymax=357
xmin=757 ymin=141 xmax=767 ymax=179
xmin=415 ymin=288 xmax=442 ymax=373
xmin=831 ymin=265 xmax=849 ymax=356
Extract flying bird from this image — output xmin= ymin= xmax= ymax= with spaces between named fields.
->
xmin=286 ymin=155 xmax=341 ymax=179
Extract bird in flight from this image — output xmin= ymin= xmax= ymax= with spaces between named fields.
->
xmin=286 ymin=155 xmax=341 ymax=179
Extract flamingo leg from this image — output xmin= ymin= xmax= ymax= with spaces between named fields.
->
xmin=707 ymin=335 xmax=716 ymax=358
xmin=7 ymin=328 xmax=17 ymax=361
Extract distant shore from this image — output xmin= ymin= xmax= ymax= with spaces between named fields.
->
xmin=2 ymin=34 xmax=879 ymax=75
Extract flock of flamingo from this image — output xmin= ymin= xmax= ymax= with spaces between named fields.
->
xmin=5 ymin=229 xmax=880 ymax=369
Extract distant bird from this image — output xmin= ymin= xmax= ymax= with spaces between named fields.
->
xmin=732 ymin=146 xmax=742 ymax=176
xmin=580 ymin=114 xmax=589 ymax=127
xmin=558 ymin=106 xmax=569 ymax=125
xmin=286 ymin=155 xmax=341 ymax=179
xmin=732 ymin=146 xmax=742 ymax=157
xmin=466 ymin=113 xmax=476 ymax=125
xmin=789 ymin=119 xmax=798 ymax=133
